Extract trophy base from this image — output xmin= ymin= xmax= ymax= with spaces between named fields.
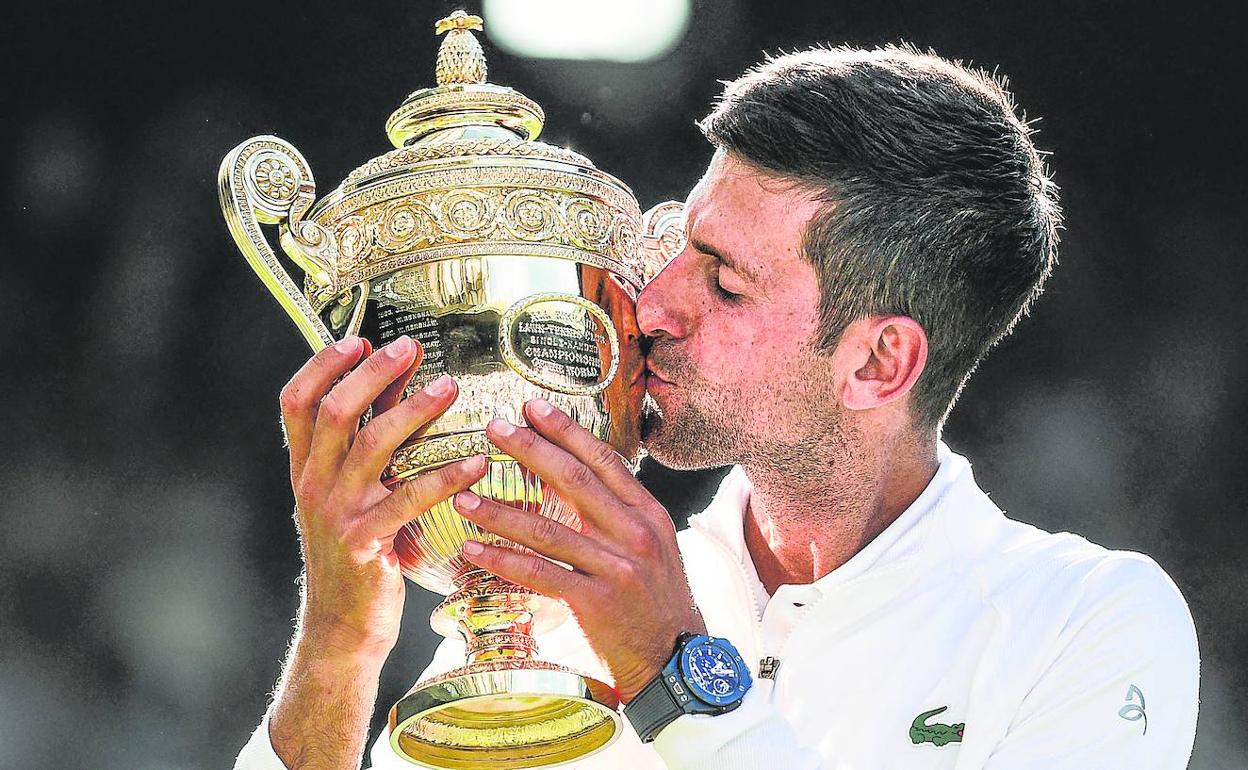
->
xmin=390 ymin=658 xmax=620 ymax=769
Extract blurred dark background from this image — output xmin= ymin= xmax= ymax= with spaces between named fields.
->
xmin=2 ymin=1 xmax=1244 ymax=767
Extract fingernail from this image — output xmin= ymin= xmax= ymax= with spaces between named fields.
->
xmin=333 ymin=337 xmax=360 ymax=355
xmin=529 ymin=398 xmax=553 ymax=418
xmin=466 ymin=454 xmax=487 ymax=473
xmin=455 ymin=491 xmax=481 ymax=511
xmin=489 ymin=418 xmax=515 ymax=437
xmin=386 ymin=336 xmax=413 ymax=359
xmin=463 ymin=540 xmax=485 ymax=556
xmin=423 ymin=374 xmax=454 ymax=396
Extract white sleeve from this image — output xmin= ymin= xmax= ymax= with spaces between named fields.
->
xmin=232 ymin=711 xmax=290 ymax=770
xmin=981 ymin=553 xmax=1200 ymax=768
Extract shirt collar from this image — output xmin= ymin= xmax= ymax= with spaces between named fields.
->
xmin=687 ymin=440 xmax=974 ymax=603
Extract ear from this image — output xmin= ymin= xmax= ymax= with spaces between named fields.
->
xmin=836 ymin=316 xmax=928 ymax=411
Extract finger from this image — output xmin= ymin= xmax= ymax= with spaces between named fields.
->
xmin=453 ymin=491 xmax=619 ymax=576
xmin=461 ymin=539 xmax=591 ymax=602
xmin=280 ymin=337 xmax=366 ymax=485
xmin=304 ymin=336 xmax=421 ymax=484
xmin=485 ymin=417 xmax=625 ymax=536
xmin=338 ymin=374 xmax=458 ymax=493
xmin=355 ymin=454 xmax=488 ymax=539
xmin=372 ymin=346 xmax=421 ymax=416
xmin=524 ymin=398 xmax=647 ymax=505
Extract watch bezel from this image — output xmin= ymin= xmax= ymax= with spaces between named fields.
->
xmin=676 ymin=633 xmax=752 ymax=708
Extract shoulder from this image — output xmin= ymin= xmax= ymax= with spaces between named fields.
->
xmin=936 ymin=488 xmax=1198 ymax=680
xmin=930 ymin=474 xmax=1188 ymax=620
xmin=973 ymin=517 xmax=1191 ymax=634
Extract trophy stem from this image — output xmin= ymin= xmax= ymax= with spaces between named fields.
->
xmin=446 ymin=569 xmax=541 ymax=664
xmin=389 ymin=570 xmax=619 ymax=768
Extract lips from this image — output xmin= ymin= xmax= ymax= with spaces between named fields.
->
xmin=644 ymin=358 xmax=674 ymax=384
xmin=644 ymin=358 xmax=676 ymax=398
xmin=645 ymin=373 xmax=673 ymax=396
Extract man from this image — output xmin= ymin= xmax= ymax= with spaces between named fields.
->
xmin=235 ymin=45 xmax=1199 ymax=769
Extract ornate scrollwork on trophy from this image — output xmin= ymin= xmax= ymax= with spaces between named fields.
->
xmin=307 ymin=180 xmax=643 ymax=301
xmin=443 ymin=189 xmax=497 ymax=235
xmin=564 ymin=196 xmax=612 ymax=248
xmin=466 ymin=632 xmax=537 ymax=654
xmin=502 ymin=190 xmax=557 ymax=241
xmin=246 ymin=154 xmax=300 ymax=211
xmin=385 ymin=432 xmax=500 ymax=478
xmin=219 ymin=137 xmax=337 ymax=349
xmin=641 ymin=200 xmax=687 ymax=283
xmin=344 ymin=139 xmax=592 ymax=186
xmin=613 ymin=213 xmax=642 ymax=270
xmin=231 ymin=142 xmax=305 ymax=223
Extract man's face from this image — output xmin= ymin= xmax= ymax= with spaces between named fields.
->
xmin=636 ymin=151 xmax=844 ymax=471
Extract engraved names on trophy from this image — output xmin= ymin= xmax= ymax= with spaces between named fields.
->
xmin=376 ymin=305 xmax=445 ymax=377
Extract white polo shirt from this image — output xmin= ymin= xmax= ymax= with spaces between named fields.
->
xmin=236 ymin=442 xmax=1199 ymax=769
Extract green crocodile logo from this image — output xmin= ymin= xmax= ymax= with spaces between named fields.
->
xmin=909 ymin=706 xmax=964 ymax=747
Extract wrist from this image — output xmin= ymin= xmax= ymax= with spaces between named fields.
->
xmin=618 ymin=667 xmax=664 ymax=706
xmin=618 ymin=631 xmax=686 ymax=705
xmin=624 ymin=633 xmax=753 ymax=743
xmin=296 ymin=614 xmax=398 ymax=667
xmin=620 ymin=619 xmax=706 ymax=704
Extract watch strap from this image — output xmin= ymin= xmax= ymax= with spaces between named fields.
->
xmin=625 ymin=670 xmax=684 ymax=743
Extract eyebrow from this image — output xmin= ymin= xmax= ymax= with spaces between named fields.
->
xmin=690 ymin=237 xmax=761 ymax=284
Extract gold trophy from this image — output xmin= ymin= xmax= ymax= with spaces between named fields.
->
xmin=219 ymin=11 xmax=684 ymax=769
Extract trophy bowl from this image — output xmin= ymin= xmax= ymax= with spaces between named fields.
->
xmin=219 ymin=11 xmax=683 ymax=769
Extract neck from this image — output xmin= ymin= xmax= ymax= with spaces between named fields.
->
xmin=741 ymin=432 xmax=939 ymax=595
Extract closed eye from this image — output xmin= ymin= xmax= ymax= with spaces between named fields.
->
xmin=715 ymin=265 xmax=744 ymax=301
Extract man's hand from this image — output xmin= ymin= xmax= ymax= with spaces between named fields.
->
xmin=269 ymin=334 xmax=487 ymax=769
xmin=452 ymin=398 xmax=705 ymax=704
xmin=280 ymin=334 xmax=486 ymax=654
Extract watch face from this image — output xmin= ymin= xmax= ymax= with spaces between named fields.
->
xmin=679 ymin=635 xmax=751 ymax=707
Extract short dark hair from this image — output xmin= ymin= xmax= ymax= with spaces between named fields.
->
xmin=699 ymin=44 xmax=1061 ymax=428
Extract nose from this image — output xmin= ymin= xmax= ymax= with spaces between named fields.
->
xmin=636 ymin=246 xmax=691 ymax=340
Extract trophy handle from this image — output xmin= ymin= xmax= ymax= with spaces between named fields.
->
xmin=640 ymin=200 xmax=686 ymax=284
xmin=218 ymin=136 xmax=338 ymax=351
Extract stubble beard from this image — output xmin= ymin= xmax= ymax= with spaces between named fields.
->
xmin=640 ymin=388 xmax=745 ymax=471
xmin=640 ymin=343 xmax=744 ymax=470
xmin=640 ymin=342 xmax=856 ymax=481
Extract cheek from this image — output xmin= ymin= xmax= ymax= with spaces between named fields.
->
xmin=694 ymin=317 xmax=781 ymax=388
xmin=706 ymin=312 xmax=824 ymax=392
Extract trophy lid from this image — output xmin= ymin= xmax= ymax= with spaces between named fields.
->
xmin=293 ymin=11 xmax=644 ymax=311
xmin=384 ymin=10 xmax=545 ymax=148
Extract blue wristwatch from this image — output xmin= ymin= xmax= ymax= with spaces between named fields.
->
xmin=624 ymin=632 xmax=753 ymax=743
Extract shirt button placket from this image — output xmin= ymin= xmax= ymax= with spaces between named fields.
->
xmin=760 ymin=586 xmax=819 ymax=693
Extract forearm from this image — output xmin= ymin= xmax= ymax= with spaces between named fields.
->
xmin=268 ymin=631 xmax=389 ymax=770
